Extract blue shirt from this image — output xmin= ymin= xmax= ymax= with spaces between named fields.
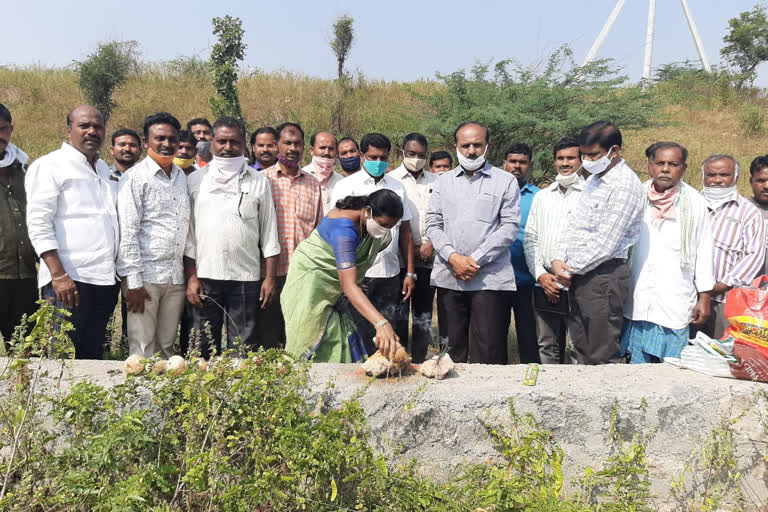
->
xmin=425 ymin=162 xmax=521 ymax=291
xmin=510 ymin=181 xmax=540 ymax=287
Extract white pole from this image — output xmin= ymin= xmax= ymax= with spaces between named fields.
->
xmin=642 ymin=0 xmax=657 ymax=84
xmin=583 ymin=0 xmax=627 ymax=66
xmin=680 ymin=0 xmax=712 ymax=72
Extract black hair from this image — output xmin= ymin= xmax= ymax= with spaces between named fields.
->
xmin=552 ymin=136 xmax=580 ymax=159
xmin=645 ymin=141 xmax=688 ymax=164
xmin=402 ymin=133 xmax=428 ymax=150
xmin=453 ymin=121 xmax=489 ymax=143
xmin=178 ymin=129 xmax=197 ymax=147
xmin=250 ymin=126 xmax=279 ymax=146
xmin=504 ymin=143 xmax=532 ymax=160
xmin=360 ymin=133 xmax=391 ymax=154
xmin=186 ymin=117 xmax=212 ymax=131
xmin=275 ymin=122 xmax=304 ymax=141
xmin=310 ymin=131 xmax=338 ymax=147
xmin=212 ymin=116 xmax=244 ymax=138
xmin=143 ymin=112 xmax=181 ymax=138
xmin=429 ymin=151 xmax=453 ymax=167
xmin=578 ymin=121 xmax=622 ymax=150
xmin=334 ymin=189 xmax=404 ymax=219
xmin=110 ymin=128 xmax=141 ymax=146
xmin=750 ymin=155 xmax=768 ymax=177
xmin=0 ymin=104 xmax=11 ymax=124
xmin=338 ymin=137 xmax=360 ymax=151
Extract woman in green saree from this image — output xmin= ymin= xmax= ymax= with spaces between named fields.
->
xmin=282 ymin=189 xmax=404 ymax=362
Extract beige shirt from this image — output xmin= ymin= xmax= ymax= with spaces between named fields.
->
xmin=390 ymin=165 xmax=437 ymax=268
xmin=303 ymin=164 xmax=344 ymax=215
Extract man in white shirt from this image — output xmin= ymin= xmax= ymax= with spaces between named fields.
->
xmin=26 ymin=105 xmax=120 ymax=359
xmin=552 ymin=121 xmax=645 ymax=364
xmin=303 ymin=131 xmax=343 ymax=215
xmin=622 ymin=142 xmax=714 ymax=363
xmin=331 ymin=133 xmax=415 ymax=354
xmin=185 ymin=117 xmax=280 ymax=357
xmin=389 ymin=132 xmax=436 ymax=363
xmin=523 ymin=137 xmax=584 ymax=364
xmin=117 ymin=112 xmax=190 ymax=358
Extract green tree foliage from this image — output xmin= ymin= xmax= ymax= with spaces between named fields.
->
xmin=331 ymin=15 xmax=354 ymax=81
xmin=421 ymin=46 xmax=659 ymax=183
xmin=74 ymin=41 xmax=140 ymax=120
xmin=209 ymin=15 xmax=246 ymax=120
xmin=330 ymin=15 xmax=355 ymax=134
xmin=721 ymin=4 xmax=768 ymax=88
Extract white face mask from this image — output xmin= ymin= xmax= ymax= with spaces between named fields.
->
xmin=402 ymin=152 xmax=427 ymax=173
xmin=555 ymin=170 xmax=581 ymax=188
xmin=212 ymin=155 xmax=246 ymax=174
xmin=456 ymin=145 xmax=488 ymax=172
xmin=581 ymin=148 xmax=615 ymax=175
xmin=365 ymin=208 xmax=390 ymax=239
xmin=702 ymin=185 xmax=738 ymax=209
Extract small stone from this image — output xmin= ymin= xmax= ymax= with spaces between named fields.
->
xmin=420 ymin=354 xmax=455 ymax=380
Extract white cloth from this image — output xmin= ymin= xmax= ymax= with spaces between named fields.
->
xmin=523 ymin=177 xmax=585 ymax=281
xmin=624 ymin=188 xmax=715 ymax=330
xmin=186 ymin=165 xmax=281 ymax=281
xmin=330 ymin=170 xmax=413 ymax=279
xmin=25 ymin=142 xmax=119 ymax=288
xmin=0 ymin=143 xmax=29 ymax=168
xmin=389 ymin=165 xmax=437 ymax=268
xmin=303 ymin=164 xmax=344 ymax=215
xmin=117 ymin=156 xmax=190 ymax=289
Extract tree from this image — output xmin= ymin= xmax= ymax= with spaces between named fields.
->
xmin=330 ymin=15 xmax=355 ymax=133
xmin=420 ymin=46 xmax=659 ymax=184
xmin=331 ymin=15 xmax=354 ymax=82
xmin=721 ymin=4 xmax=768 ymax=88
xmin=209 ymin=15 xmax=246 ymax=120
xmin=75 ymin=41 xmax=140 ymax=120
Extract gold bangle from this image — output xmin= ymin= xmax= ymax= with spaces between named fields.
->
xmin=52 ymin=272 xmax=68 ymax=282
xmin=374 ymin=319 xmax=389 ymax=329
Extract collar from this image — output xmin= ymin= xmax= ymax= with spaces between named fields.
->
xmin=520 ymin=181 xmax=538 ymax=194
xmin=143 ymin=155 xmax=181 ymax=180
xmin=61 ymin=141 xmax=101 ymax=168
xmin=548 ymin=176 xmax=585 ymax=193
xmin=594 ymin=158 xmax=627 ymax=184
xmin=276 ymin=165 xmax=306 ymax=179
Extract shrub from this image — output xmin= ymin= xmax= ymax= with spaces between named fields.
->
xmin=74 ymin=41 xmax=140 ymax=120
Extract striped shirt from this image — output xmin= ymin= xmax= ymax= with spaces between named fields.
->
xmin=185 ymin=164 xmax=280 ymax=281
xmin=523 ymin=177 xmax=585 ymax=281
xmin=707 ymin=193 xmax=766 ymax=302
xmin=263 ymin=164 xmax=323 ymax=276
xmin=555 ymin=159 xmax=645 ymax=274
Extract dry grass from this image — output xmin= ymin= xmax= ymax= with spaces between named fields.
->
xmin=3 ymin=66 xmax=767 ymax=199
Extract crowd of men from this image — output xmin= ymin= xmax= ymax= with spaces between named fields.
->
xmin=1 ymin=100 xmax=766 ymax=366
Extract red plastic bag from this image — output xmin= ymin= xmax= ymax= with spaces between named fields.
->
xmin=725 ymin=276 xmax=768 ymax=382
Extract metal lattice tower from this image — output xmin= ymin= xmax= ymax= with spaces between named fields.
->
xmin=582 ymin=0 xmax=712 ymax=83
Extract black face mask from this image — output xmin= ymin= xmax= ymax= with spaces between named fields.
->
xmin=339 ymin=155 xmax=361 ymax=172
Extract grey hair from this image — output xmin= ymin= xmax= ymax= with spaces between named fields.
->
xmin=701 ymin=154 xmax=740 ymax=180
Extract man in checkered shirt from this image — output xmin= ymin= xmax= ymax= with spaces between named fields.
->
xmin=551 ymin=121 xmax=645 ymax=364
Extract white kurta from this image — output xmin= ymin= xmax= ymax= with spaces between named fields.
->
xmin=624 ymin=183 xmax=715 ymax=330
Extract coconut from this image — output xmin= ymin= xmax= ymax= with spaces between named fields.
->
xmin=420 ymin=353 xmax=455 ymax=380
xmin=152 ymin=359 xmax=168 ymax=374
xmin=124 ymin=354 xmax=145 ymax=375
xmin=167 ymin=355 xmax=186 ymax=375
xmin=361 ymin=346 xmax=411 ymax=377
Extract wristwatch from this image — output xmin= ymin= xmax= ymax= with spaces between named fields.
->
xmin=406 ymin=272 xmax=418 ymax=280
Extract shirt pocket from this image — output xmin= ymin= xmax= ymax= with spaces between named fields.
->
xmin=473 ymin=193 xmax=497 ymax=223
xmin=240 ymin=194 xmax=260 ymax=220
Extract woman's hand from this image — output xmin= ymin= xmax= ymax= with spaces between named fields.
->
xmin=375 ymin=321 xmax=400 ymax=360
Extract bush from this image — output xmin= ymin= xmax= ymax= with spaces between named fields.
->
xmin=74 ymin=41 xmax=140 ymax=120
xmin=420 ymin=46 xmax=660 ymax=184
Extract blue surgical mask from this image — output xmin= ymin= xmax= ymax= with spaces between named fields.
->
xmin=339 ymin=155 xmax=361 ymax=172
xmin=363 ymin=159 xmax=389 ymax=177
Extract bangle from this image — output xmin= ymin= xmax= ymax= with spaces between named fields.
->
xmin=406 ymin=272 xmax=418 ymax=281
xmin=52 ymin=273 xmax=68 ymax=282
xmin=184 ymin=268 xmax=197 ymax=278
xmin=374 ymin=318 xmax=389 ymax=329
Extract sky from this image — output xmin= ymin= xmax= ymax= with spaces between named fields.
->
xmin=4 ymin=0 xmax=768 ymax=86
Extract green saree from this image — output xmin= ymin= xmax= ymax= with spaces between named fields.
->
xmin=282 ymin=229 xmax=384 ymax=362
